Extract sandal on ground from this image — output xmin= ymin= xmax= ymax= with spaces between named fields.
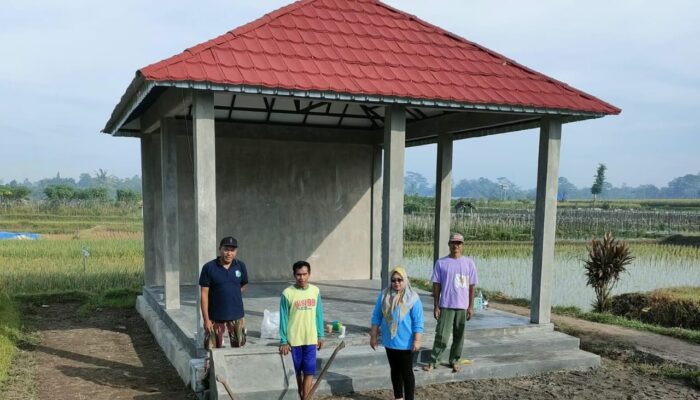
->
xmin=422 ymin=363 xmax=434 ymax=372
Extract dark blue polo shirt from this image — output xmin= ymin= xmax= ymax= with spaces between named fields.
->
xmin=199 ymin=258 xmax=249 ymax=321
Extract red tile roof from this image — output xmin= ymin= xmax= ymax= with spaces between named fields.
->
xmin=139 ymin=0 xmax=619 ymax=115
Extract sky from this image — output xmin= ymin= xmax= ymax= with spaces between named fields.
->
xmin=1 ymin=0 xmax=698 ymax=189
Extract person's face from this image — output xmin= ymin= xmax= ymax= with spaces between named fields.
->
xmin=390 ymin=272 xmax=405 ymax=291
xmin=449 ymin=241 xmax=463 ymax=256
xmin=294 ymin=266 xmax=310 ymax=288
xmin=219 ymin=246 xmax=237 ymax=263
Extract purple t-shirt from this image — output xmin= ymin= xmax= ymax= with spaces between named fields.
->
xmin=431 ymin=256 xmax=478 ymax=309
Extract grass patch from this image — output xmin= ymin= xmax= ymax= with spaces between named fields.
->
xmin=12 ymin=291 xmax=92 ymax=305
xmin=0 ymin=294 xmax=40 ymax=393
xmin=653 ymin=286 xmax=700 ymax=302
xmin=12 ymin=288 xmax=141 ymax=316
xmin=552 ymin=306 xmax=700 ymax=345
xmin=78 ymin=288 xmax=141 ymax=315
xmin=655 ymin=366 xmax=700 ymax=389
xmin=612 ymin=288 xmax=700 ymax=330
xmin=0 ymin=294 xmax=20 ymax=386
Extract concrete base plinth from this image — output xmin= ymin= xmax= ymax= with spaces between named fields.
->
xmin=138 ymin=281 xmax=599 ymax=399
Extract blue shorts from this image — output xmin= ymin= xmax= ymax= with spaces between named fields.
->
xmin=291 ymin=344 xmax=317 ymax=375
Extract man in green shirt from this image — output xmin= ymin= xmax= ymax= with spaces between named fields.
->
xmin=279 ymin=260 xmax=324 ymax=399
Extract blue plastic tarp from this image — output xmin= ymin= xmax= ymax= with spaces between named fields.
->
xmin=0 ymin=231 xmax=40 ymax=240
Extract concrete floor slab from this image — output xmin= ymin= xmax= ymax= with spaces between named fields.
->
xmin=140 ymin=280 xmax=596 ymax=399
xmin=143 ymin=280 xmax=538 ymax=354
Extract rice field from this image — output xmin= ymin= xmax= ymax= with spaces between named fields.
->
xmin=2 ymin=205 xmax=699 ymax=309
xmin=405 ymin=208 xmax=700 ymax=241
xmin=0 ymin=211 xmax=144 ymax=296
xmin=404 ymin=241 xmax=700 ymax=311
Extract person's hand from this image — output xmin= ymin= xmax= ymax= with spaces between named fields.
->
xmin=204 ymin=319 xmax=213 ymax=333
xmin=317 ymin=340 xmax=324 ymax=350
xmin=433 ymin=306 xmax=441 ymax=320
xmin=411 ymin=339 xmax=421 ymax=352
xmin=467 ymin=307 xmax=473 ymax=321
xmin=370 ymin=334 xmax=378 ymax=351
xmin=279 ymin=344 xmax=291 ymax=355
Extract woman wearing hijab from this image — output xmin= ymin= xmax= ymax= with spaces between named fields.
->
xmin=370 ymin=267 xmax=424 ymax=400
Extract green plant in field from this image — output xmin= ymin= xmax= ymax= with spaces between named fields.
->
xmin=584 ymin=232 xmax=634 ymax=312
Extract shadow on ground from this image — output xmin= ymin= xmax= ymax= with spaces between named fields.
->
xmin=23 ymin=302 xmax=195 ymax=400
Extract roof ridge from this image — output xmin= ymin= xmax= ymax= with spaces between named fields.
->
xmin=373 ymin=0 xmax=619 ymax=113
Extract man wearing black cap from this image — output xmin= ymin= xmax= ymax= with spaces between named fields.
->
xmin=199 ymin=236 xmax=249 ymax=348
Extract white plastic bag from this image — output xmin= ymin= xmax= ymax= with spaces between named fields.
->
xmin=260 ymin=309 xmax=280 ymax=339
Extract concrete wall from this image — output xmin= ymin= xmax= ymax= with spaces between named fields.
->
xmin=215 ymin=138 xmax=373 ymax=281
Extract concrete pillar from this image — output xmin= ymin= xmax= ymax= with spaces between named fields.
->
xmin=161 ymin=119 xmax=180 ymax=309
xmin=530 ymin=117 xmax=562 ymax=324
xmin=151 ymin=133 xmax=165 ymax=287
xmin=433 ymin=131 xmax=453 ymax=263
xmin=370 ymin=145 xmax=383 ymax=280
xmin=177 ymin=133 xmax=197 ymax=284
xmin=193 ymin=91 xmax=217 ymax=349
xmin=381 ymin=105 xmax=406 ymax=288
xmin=140 ymin=135 xmax=157 ymax=287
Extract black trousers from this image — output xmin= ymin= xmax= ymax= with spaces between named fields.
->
xmin=385 ymin=347 xmax=415 ymax=400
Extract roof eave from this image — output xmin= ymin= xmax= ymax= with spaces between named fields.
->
xmin=103 ymin=79 xmax=613 ymax=136
xmin=102 ymin=73 xmax=155 ymax=137
xmin=163 ymin=80 xmax=612 ymax=117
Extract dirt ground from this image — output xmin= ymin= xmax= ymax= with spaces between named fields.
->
xmin=2 ymin=303 xmax=698 ymax=400
xmin=3 ymin=303 xmax=195 ymax=400
xmin=318 ymin=358 xmax=697 ymax=400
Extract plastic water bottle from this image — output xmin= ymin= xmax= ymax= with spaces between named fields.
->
xmin=476 ymin=291 xmax=484 ymax=311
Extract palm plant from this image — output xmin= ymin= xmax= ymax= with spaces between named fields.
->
xmin=583 ymin=232 xmax=634 ymax=312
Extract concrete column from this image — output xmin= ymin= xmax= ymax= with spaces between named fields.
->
xmin=161 ymin=119 xmax=180 ymax=309
xmin=140 ymin=135 xmax=157 ymax=287
xmin=370 ymin=145 xmax=383 ymax=280
xmin=433 ymin=131 xmax=453 ymax=263
xmin=530 ymin=117 xmax=562 ymax=324
xmin=193 ymin=91 xmax=217 ymax=349
xmin=177 ymin=133 xmax=197 ymax=284
xmin=381 ymin=105 xmax=406 ymax=288
xmin=151 ymin=133 xmax=165 ymax=287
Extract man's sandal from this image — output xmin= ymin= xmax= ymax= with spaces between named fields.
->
xmin=422 ymin=363 xmax=435 ymax=372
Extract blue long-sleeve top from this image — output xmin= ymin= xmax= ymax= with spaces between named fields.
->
xmin=370 ymin=291 xmax=424 ymax=350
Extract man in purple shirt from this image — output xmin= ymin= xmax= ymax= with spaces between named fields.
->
xmin=423 ymin=233 xmax=478 ymax=373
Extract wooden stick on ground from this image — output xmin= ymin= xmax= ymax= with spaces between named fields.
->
xmin=306 ymin=341 xmax=346 ymax=400
xmin=216 ymin=374 xmax=236 ymax=400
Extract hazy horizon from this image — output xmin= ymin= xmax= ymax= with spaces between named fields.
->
xmin=2 ymin=1 xmax=698 ymax=188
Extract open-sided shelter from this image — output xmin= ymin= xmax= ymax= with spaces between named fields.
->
xmin=103 ymin=0 xmax=619 ymax=395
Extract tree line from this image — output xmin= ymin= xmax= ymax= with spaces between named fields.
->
xmin=3 ymin=168 xmax=699 ymax=204
xmin=405 ymin=170 xmax=700 ymax=200
xmin=0 ymin=170 xmax=142 ymax=205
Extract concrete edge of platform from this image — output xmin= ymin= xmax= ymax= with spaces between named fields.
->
xmin=142 ymin=286 xmax=199 ymax=356
xmin=136 ymin=295 xmax=196 ymax=386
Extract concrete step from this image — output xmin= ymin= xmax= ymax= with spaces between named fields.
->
xmin=313 ymin=349 xmax=601 ymax=396
xmin=318 ymin=331 xmax=580 ymax=370
xmin=209 ymin=329 xmax=599 ymax=400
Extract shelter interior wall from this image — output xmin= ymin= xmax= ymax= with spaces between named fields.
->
xmin=215 ymin=137 xmax=372 ymax=281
